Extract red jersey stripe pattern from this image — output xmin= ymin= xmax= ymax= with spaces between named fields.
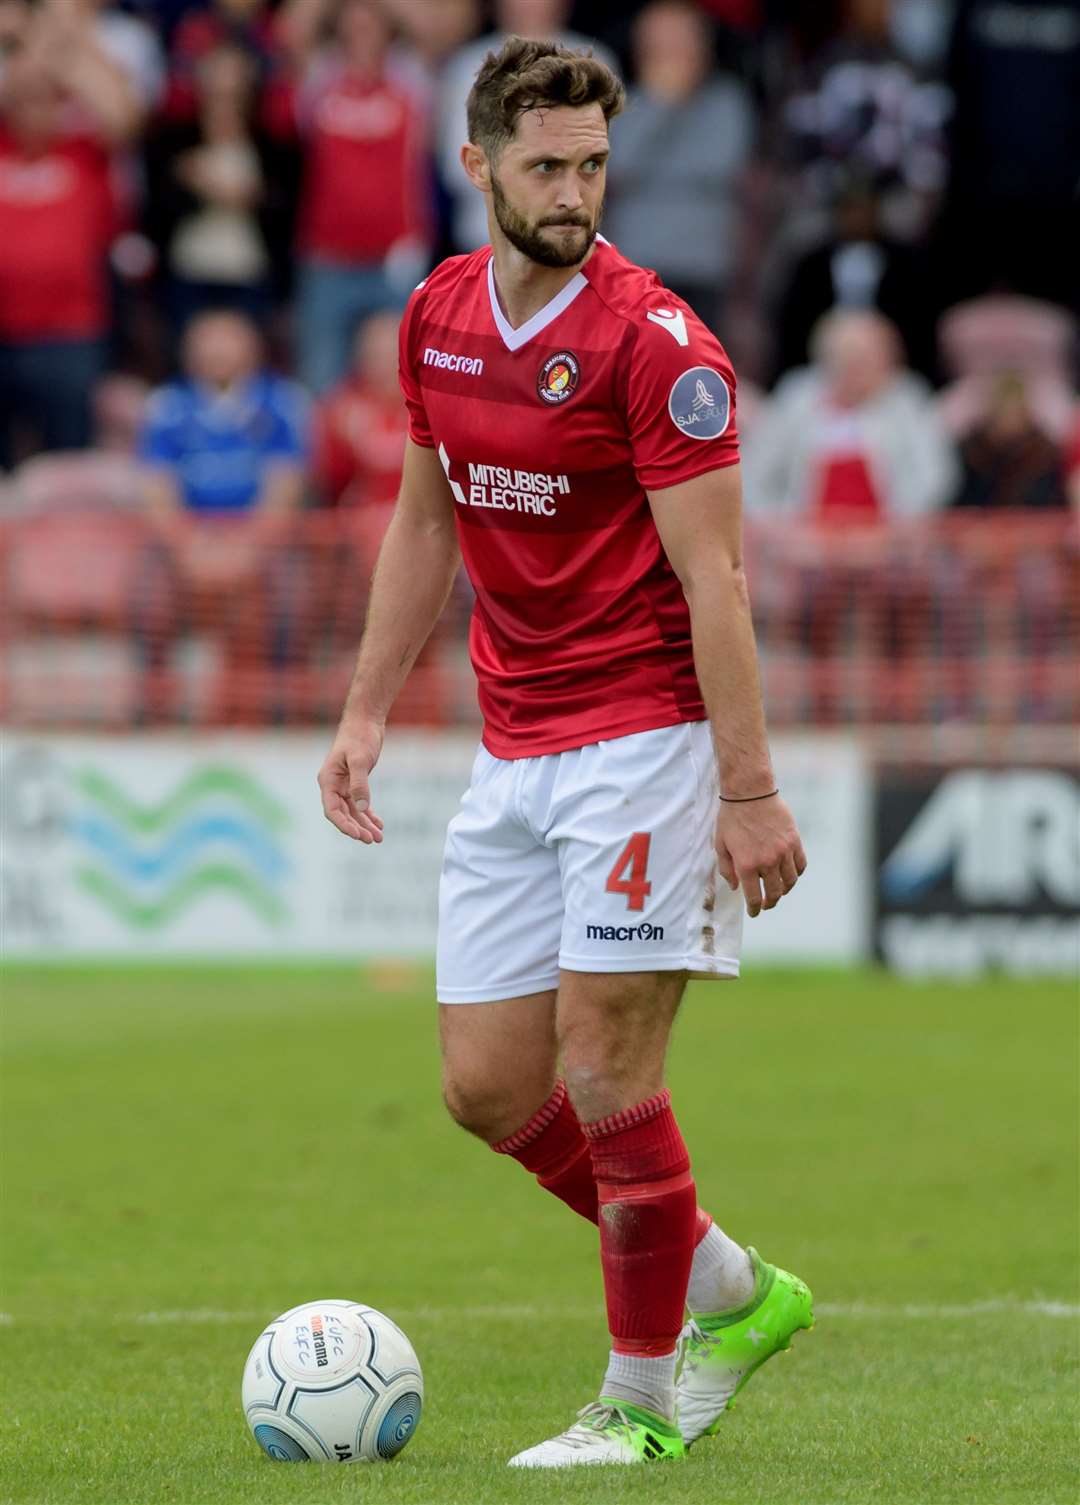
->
xmin=398 ymin=239 xmax=740 ymax=758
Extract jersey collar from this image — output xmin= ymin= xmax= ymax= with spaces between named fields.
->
xmin=486 ymin=255 xmax=589 ymax=353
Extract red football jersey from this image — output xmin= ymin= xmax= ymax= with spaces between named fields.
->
xmin=399 ymin=237 xmax=740 ymax=758
xmin=0 ymin=129 xmax=116 ymax=341
xmin=297 ymin=70 xmax=427 ymax=262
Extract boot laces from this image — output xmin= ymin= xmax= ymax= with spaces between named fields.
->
xmin=679 ymin=1317 xmax=725 ymax=1371
xmin=562 ymin=1401 xmax=636 ymax=1449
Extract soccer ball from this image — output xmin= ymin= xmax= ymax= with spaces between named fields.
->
xmin=241 ymin=1299 xmax=423 ymax=1463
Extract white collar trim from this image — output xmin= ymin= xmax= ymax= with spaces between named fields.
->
xmin=486 ymin=256 xmax=589 ymax=352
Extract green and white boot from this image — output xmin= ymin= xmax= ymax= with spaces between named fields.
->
xmin=676 ymin=1247 xmax=814 ymax=1445
xmin=507 ymin=1399 xmax=685 ymax=1468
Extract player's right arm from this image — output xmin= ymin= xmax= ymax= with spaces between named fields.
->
xmin=624 ymin=295 xmax=806 ymax=916
xmin=317 ymin=437 xmax=460 ymax=844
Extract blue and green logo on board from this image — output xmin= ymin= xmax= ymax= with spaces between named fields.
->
xmin=70 ymin=765 xmax=291 ymax=929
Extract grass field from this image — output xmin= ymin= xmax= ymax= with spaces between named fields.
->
xmin=1 ymin=965 xmax=1077 ymax=1505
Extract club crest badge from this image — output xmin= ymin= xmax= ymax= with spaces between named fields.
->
xmin=538 ymin=351 xmax=580 ymax=405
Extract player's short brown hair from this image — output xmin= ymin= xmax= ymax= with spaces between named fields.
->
xmin=467 ymin=36 xmax=625 ymax=160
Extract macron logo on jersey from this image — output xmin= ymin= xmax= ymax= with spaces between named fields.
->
xmin=646 ymin=308 xmax=689 ymax=347
xmin=423 ymin=346 xmax=485 ymax=376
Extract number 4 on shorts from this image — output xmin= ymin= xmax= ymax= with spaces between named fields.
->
xmin=605 ymin=832 xmax=652 ymax=912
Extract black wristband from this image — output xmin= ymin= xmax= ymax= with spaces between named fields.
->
xmin=719 ymin=789 xmax=779 ymax=804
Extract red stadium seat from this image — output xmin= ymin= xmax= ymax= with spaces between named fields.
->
xmin=4 ymin=509 xmax=152 ymax=625
xmin=937 ymin=297 xmax=1078 ymax=443
xmin=0 ymin=509 xmax=163 ymax=726
xmin=12 ymin=451 xmax=144 ymax=515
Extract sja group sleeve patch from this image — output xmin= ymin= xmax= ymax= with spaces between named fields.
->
xmin=625 ymin=307 xmax=740 ymax=490
xmin=667 ymin=367 xmax=731 ymax=441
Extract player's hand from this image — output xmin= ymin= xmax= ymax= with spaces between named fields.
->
xmin=715 ymin=793 xmax=806 ymax=918
xmin=317 ymin=719 xmax=386 ymax=844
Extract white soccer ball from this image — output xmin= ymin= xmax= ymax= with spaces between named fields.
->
xmin=241 ymin=1299 xmax=423 ymax=1463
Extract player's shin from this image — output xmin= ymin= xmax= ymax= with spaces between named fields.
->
xmin=493 ymin=1087 xmax=754 ymax=1311
xmin=582 ymin=1090 xmax=698 ymax=1422
xmin=490 ymin=1079 xmax=597 ymax=1222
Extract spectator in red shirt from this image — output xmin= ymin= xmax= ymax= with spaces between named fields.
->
xmin=312 ymin=307 xmax=408 ymax=651
xmin=286 ymin=0 xmax=430 ymax=392
xmin=312 ymin=308 xmax=405 ymax=512
xmin=0 ymin=41 xmax=139 ymax=466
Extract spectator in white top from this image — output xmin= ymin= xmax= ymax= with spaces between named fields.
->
xmin=743 ymin=308 xmax=957 ymax=522
xmin=436 ymin=0 xmax=617 ymax=252
xmin=743 ymin=309 xmax=959 ymax=718
xmin=604 ymin=0 xmax=753 ymax=334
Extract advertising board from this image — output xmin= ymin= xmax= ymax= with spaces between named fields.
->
xmin=1 ymin=731 xmax=866 ymax=963
xmin=0 ymin=733 xmax=474 ymax=958
xmin=875 ymin=767 xmax=1080 ymax=976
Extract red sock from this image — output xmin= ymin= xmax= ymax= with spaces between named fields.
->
xmin=491 ymin=1080 xmax=597 ymax=1222
xmin=492 ymin=1082 xmax=716 ymax=1252
xmin=583 ymin=1089 xmax=698 ymax=1356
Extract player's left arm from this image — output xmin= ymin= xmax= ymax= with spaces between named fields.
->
xmin=647 ymin=464 xmax=807 ymax=917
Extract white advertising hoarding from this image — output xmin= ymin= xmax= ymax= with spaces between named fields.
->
xmin=0 ymin=731 xmax=866 ymax=963
xmin=0 ymin=732 xmax=475 ymax=958
xmin=741 ymin=734 xmax=870 ymax=964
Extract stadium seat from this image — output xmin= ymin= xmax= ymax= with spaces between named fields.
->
xmin=0 ymin=509 xmax=164 ymax=726
xmin=937 ymin=297 xmax=1078 ymax=442
xmin=940 ymin=295 xmax=1076 ymax=377
xmin=4 ymin=509 xmax=152 ymax=624
xmin=12 ymin=450 xmax=145 ymax=515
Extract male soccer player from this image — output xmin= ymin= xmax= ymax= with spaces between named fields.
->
xmin=318 ymin=37 xmax=812 ymax=1468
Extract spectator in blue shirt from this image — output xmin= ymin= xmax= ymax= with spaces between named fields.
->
xmin=136 ymin=308 xmax=310 ymax=721
xmin=139 ymin=307 xmax=306 ymax=520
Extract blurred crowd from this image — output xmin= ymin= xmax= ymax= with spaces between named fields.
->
xmin=0 ymin=0 xmax=1077 ymax=726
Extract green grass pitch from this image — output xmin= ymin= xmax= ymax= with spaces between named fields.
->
xmin=1 ymin=965 xmax=1076 ymax=1504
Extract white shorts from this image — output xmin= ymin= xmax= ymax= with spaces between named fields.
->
xmin=436 ymin=721 xmax=743 ymax=1003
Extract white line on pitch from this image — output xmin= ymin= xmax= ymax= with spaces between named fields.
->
xmin=129 ymin=1299 xmax=1080 ymax=1323
xmin=0 ymin=1294 xmax=1076 ymax=1330
xmin=4 ymin=1300 xmax=1077 ymax=1327
xmin=817 ymin=1299 xmax=1080 ymax=1319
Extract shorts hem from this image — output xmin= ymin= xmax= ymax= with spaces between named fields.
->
xmin=558 ymin=952 xmax=740 ymax=978
xmin=436 ymin=971 xmax=561 ymax=1004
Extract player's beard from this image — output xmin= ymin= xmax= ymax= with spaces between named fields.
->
xmin=491 ymin=171 xmax=600 ymax=269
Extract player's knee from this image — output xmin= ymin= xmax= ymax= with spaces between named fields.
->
xmin=561 ymin=1022 xmax=667 ymax=1122
xmin=441 ymin=1071 xmax=524 ymax=1144
xmin=559 ymin=1016 xmax=637 ymax=1110
xmin=562 ymin=1059 xmax=649 ymax=1126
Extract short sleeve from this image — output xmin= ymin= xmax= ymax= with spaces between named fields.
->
xmin=398 ymin=282 xmax=434 ymax=448
xmin=136 ymin=386 xmax=185 ymax=467
xmin=265 ymin=379 xmax=310 ymax=463
xmin=625 ymin=302 xmax=740 ymax=491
